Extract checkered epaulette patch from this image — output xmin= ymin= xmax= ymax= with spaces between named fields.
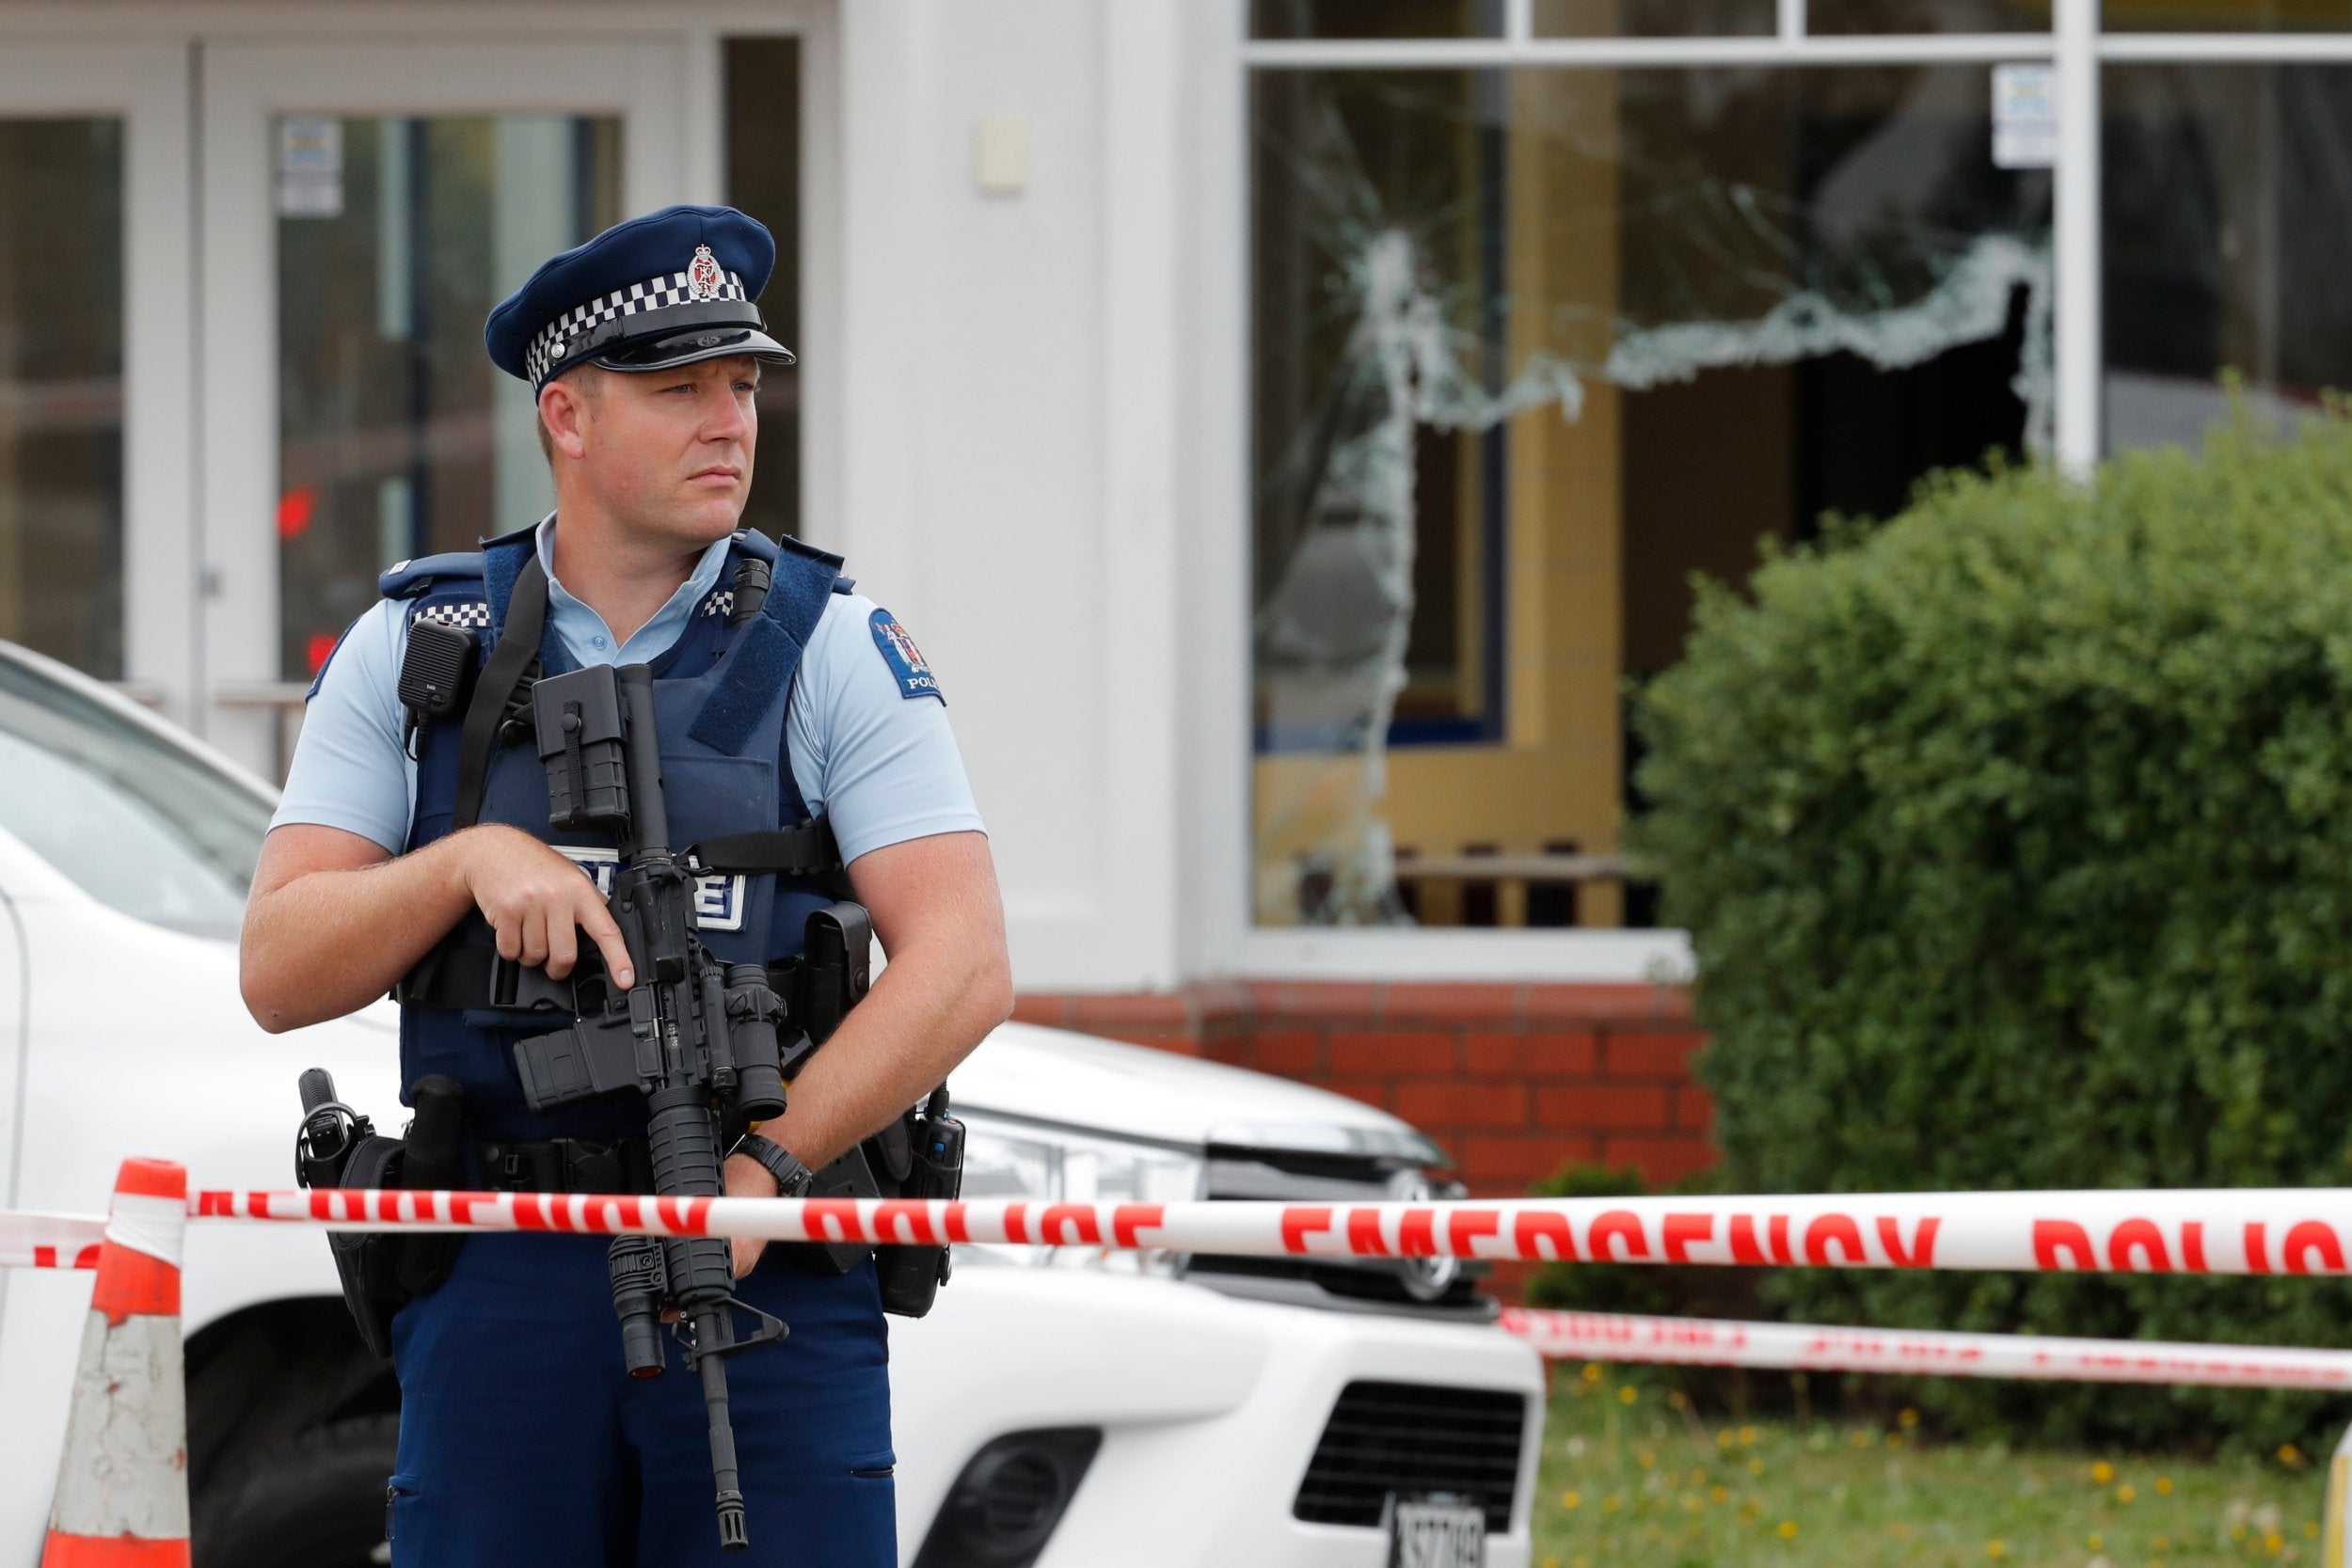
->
xmin=699 ymin=590 xmax=735 ymax=619
xmin=413 ymin=601 xmax=491 ymax=630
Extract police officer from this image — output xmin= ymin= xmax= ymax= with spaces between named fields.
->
xmin=240 ymin=204 xmax=1012 ymax=1566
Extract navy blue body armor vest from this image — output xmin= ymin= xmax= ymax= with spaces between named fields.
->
xmin=388 ymin=524 xmax=851 ymax=1145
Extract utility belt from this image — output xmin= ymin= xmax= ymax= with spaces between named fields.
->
xmin=294 ymin=1076 xmax=963 ymax=1359
xmin=473 ymin=1119 xmax=925 ymax=1281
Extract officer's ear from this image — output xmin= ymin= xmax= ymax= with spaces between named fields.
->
xmin=539 ymin=372 xmax=597 ymax=463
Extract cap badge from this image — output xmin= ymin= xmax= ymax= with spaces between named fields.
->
xmin=686 ymin=244 xmax=723 ymax=303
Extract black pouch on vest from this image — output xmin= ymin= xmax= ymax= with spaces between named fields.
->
xmin=875 ymin=1087 xmax=963 ymax=1320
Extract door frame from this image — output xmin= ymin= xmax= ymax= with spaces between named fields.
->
xmin=196 ymin=38 xmax=694 ymax=771
xmin=0 ymin=42 xmax=195 ymax=725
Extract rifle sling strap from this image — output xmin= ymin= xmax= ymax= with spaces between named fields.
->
xmin=682 ymin=820 xmax=844 ymax=878
xmin=453 ymin=554 xmax=548 ymax=832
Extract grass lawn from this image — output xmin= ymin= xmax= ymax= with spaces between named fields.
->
xmin=1533 ymin=1364 xmax=2331 ymax=1568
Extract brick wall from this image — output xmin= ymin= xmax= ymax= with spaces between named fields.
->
xmin=1008 ymin=980 xmax=1713 ymax=1196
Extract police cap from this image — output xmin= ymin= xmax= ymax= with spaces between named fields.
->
xmin=485 ymin=203 xmax=795 ymax=390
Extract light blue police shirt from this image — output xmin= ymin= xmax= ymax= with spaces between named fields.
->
xmin=272 ymin=517 xmax=986 ymax=863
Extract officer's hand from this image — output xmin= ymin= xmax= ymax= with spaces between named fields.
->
xmin=723 ymin=1151 xmax=776 ymax=1276
xmin=460 ymin=826 xmax=636 ymax=988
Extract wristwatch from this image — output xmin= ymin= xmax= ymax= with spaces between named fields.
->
xmin=731 ymin=1132 xmax=816 ymax=1198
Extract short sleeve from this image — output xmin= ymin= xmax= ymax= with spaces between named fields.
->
xmin=270 ymin=599 xmax=418 ymax=854
xmin=787 ymin=594 xmax=985 ymax=864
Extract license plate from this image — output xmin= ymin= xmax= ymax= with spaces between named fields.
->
xmin=1389 ymin=1497 xmax=1486 ymax=1568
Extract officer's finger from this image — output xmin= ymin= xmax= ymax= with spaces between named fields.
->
xmin=545 ymin=913 xmax=579 ymax=979
xmin=493 ymin=909 xmax=522 ymax=962
xmin=519 ymin=908 xmax=550 ymax=970
xmin=578 ymin=897 xmax=636 ymax=990
xmin=732 ymin=1236 xmax=765 ymax=1278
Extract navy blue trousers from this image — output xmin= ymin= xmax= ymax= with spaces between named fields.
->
xmin=388 ymin=1234 xmax=896 ymax=1567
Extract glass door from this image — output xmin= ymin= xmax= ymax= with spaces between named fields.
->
xmin=198 ymin=42 xmax=691 ymax=778
xmin=0 ymin=44 xmax=192 ymax=723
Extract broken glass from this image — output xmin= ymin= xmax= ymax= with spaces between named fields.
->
xmin=1250 ymin=66 xmax=2053 ymax=927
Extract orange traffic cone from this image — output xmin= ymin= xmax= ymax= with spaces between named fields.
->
xmin=40 ymin=1158 xmax=190 ymax=1568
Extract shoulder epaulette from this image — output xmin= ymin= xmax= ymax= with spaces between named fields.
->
xmin=736 ymin=528 xmax=853 ymax=595
xmin=730 ymin=529 xmax=780 ymax=565
xmin=379 ymin=551 xmax=485 ymax=601
xmin=775 ymin=531 xmax=846 ymax=576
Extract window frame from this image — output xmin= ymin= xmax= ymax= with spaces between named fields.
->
xmin=1207 ymin=0 xmax=2352 ymax=979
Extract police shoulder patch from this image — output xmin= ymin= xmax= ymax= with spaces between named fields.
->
xmin=867 ymin=608 xmax=944 ymax=704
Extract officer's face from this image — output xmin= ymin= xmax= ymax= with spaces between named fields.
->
xmin=561 ymin=356 xmax=760 ymax=544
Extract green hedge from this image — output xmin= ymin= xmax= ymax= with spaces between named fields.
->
xmin=1629 ymin=413 xmax=2352 ymax=1451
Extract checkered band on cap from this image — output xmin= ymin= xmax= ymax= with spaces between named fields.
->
xmin=524 ymin=264 xmax=750 ymax=386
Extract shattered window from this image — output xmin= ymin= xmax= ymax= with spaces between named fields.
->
xmin=1534 ymin=0 xmax=1775 ymax=36
xmin=1251 ymin=0 xmax=1505 ymax=40
xmin=2104 ymin=63 xmax=2352 ymax=451
xmin=1249 ymin=65 xmax=2052 ymax=930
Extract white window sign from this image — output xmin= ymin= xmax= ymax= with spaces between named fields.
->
xmin=1992 ymin=63 xmax=2057 ymax=171
xmin=277 ymin=116 xmax=343 ymax=217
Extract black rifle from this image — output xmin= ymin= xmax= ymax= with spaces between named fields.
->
xmin=508 ymin=662 xmax=793 ymax=1553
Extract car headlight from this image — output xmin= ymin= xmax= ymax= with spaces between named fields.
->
xmin=956 ymin=1114 xmax=1203 ymax=1275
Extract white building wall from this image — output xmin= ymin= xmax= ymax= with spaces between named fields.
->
xmin=835 ymin=0 xmax=1194 ymax=993
xmin=0 ymin=0 xmax=1222 ymax=995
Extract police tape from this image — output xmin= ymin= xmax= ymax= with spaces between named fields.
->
xmin=0 ymin=1212 xmax=104 ymax=1272
xmin=1499 ymin=1307 xmax=2352 ymax=1391
xmin=174 ymin=1185 xmax=2352 ymax=1275
xmin=19 ymin=1186 xmax=2352 ymax=1394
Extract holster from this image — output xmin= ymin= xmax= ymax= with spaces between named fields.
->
xmin=305 ymin=1077 xmax=468 ymax=1360
xmin=787 ymin=1095 xmax=961 ymax=1320
xmin=875 ymin=1092 xmax=962 ymax=1320
xmin=321 ymin=1132 xmax=408 ymax=1359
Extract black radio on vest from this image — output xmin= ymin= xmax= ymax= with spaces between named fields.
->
xmin=511 ymin=660 xmax=788 ymax=1554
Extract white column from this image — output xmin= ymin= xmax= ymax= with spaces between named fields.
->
xmin=490 ymin=118 xmax=571 ymax=536
xmin=1179 ymin=0 xmax=1252 ymax=984
xmin=1100 ymin=0 xmax=1185 ymax=990
xmin=2054 ymin=0 xmax=2100 ymax=476
xmin=119 ymin=44 xmax=199 ymax=728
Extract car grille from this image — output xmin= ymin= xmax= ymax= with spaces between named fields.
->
xmin=1292 ymin=1381 xmax=1528 ymax=1533
xmin=1180 ymin=1148 xmax=1494 ymax=1318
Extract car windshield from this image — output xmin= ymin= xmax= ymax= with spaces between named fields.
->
xmin=0 ymin=654 xmax=275 ymax=938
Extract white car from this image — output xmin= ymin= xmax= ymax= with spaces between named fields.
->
xmin=0 ymin=639 xmax=1544 ymax=1568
